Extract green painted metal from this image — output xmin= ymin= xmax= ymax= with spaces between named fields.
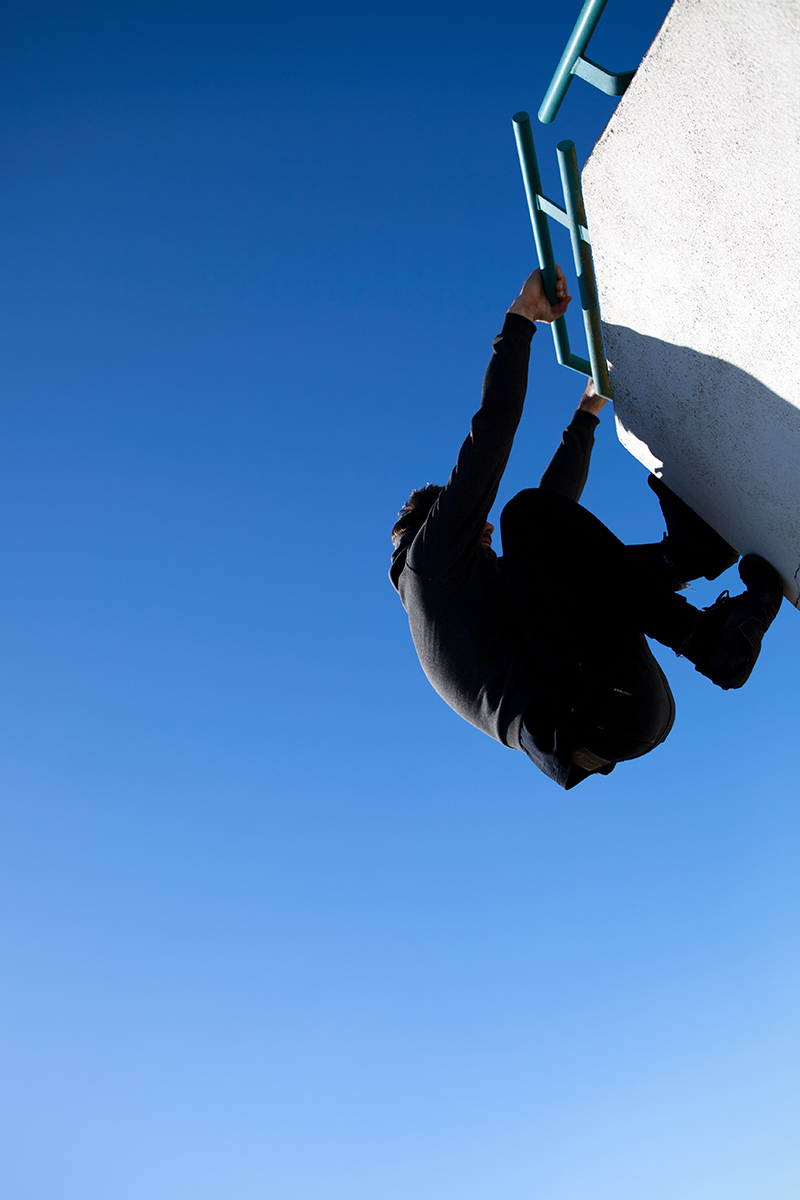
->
xmin=512 ymin=112 xmax=611 ymax=396
xmin=556 ymin=140 xmax=611 ymax=397
xmin=573 ymin=55 xmax=634 ymax=95
xmin=535 ymin=193 xmax=590 ymax=244
xmin=538 ymin=0 xmax=636 ymax=124
xmin=512 ymin=112 xmax=590 ymax=376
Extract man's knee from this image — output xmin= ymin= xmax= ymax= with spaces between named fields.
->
xmin=500 ymin=488 xmax=581 ymax=544
xmin=501 ymin=487 xmax=575 ymax=522
xmin=501 ymin=488 xmax=629 ymax=599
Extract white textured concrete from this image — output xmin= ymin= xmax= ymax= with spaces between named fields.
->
xmin=582 ymin=0 xmax=800 ymax=605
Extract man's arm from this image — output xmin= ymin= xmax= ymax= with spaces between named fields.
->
xmin=537 ymin=376 xmax=611 ymax=501
xmin=407 ymin=268 xmax=572 ymax=576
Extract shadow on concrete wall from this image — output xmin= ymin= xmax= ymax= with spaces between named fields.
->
xmin=602 ymin=325 xmax=800 ymax=607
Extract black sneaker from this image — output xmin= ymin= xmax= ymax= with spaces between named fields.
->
xmin=686 ymin=554 xmax=783 ymax=690
xmin=648 ymin=475 xmax=739 ymax=582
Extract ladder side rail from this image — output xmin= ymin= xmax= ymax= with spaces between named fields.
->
xmin=538 ymin=0 xmax=636 ymax=124
xmin=556 ymin=139 xmax=612 ymax=398
xmin=512 ymin=113 xmax=590 ymax=375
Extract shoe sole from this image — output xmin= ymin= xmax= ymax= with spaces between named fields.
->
xmin=738 ymin=552 xmax=783 ymax=596
xmin=714 ymin=554 xmax=783 ymax=690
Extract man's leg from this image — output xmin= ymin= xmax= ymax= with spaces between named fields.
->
xmin=647 ymin=474 xmax=739 ymax=582
xmin=501 ymin=489 xmax=698 ymax=658
xmin=500 ymin=489 xmax=686 ymax=771
xmin=502 ymin=486 xmax=783 ymax=714
xmin=620 ymin=484 xmax=783 ymax=691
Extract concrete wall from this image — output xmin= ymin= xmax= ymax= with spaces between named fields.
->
xmin=582 ymin=0 xmax=800 ymax=605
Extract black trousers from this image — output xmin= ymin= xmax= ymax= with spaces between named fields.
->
xmin=501 ymin=488 xmax=697 ymax=776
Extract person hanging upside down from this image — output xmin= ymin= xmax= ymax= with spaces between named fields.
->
xmin=388 ymin=267 xmax=783 ymax=789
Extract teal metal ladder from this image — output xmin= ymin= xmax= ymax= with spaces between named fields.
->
xmin=512 ymin=112 xmax=611 ymax=399
xmin=538 ymin=0 xmax=637 ymax=124
xmin=510 ymin=0 xmax=641 ymax=396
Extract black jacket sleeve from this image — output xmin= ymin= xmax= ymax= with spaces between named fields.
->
xmin=407 ymin=312 xmax=535 ymax=578
xmin=537 ymin=408 xmax=600 ymax=502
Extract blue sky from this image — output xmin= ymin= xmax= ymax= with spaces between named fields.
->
xmin=0 ymin=2 xmax=797 ymax=1197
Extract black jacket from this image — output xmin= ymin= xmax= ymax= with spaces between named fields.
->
xmin=389 ymin=312 xmax=605 ymax=788
xmin=389 ymin=313 xmax=547 ymax=747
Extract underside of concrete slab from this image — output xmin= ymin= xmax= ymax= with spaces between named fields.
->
xmin=582 ymin=0 xmax=800 ymax=605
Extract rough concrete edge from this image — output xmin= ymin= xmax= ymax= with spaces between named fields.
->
xmin=583 ymin=0 xmax=679 ymax=174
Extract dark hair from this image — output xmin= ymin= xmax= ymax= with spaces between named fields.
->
xmin=391 ymin=483 xmax=443 ymax=543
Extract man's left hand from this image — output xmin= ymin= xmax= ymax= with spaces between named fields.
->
xmin=577 ymin=376 xmax=609 ymax=415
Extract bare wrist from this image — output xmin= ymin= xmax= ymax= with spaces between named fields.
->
xmin=508 ymin=298 xmax=543 ymax=322
xmin=578 ymin=397 xmax=608 ymax=416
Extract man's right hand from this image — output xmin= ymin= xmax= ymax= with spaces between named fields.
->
xmin=507 ymin=266 xmax=572 ymax=324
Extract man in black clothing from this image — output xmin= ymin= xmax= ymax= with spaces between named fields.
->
xmin=389 ymin=267 xmax=783 ymax=789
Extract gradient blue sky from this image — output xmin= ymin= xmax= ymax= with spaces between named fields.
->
xmin=0 ymin=3 xmax=797 ymax=1197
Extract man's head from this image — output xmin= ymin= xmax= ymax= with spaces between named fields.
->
xmin=391 ymin=484 xmax=443 ymax=545
xmin=392 ymin=485 xmax=496 ymax=552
